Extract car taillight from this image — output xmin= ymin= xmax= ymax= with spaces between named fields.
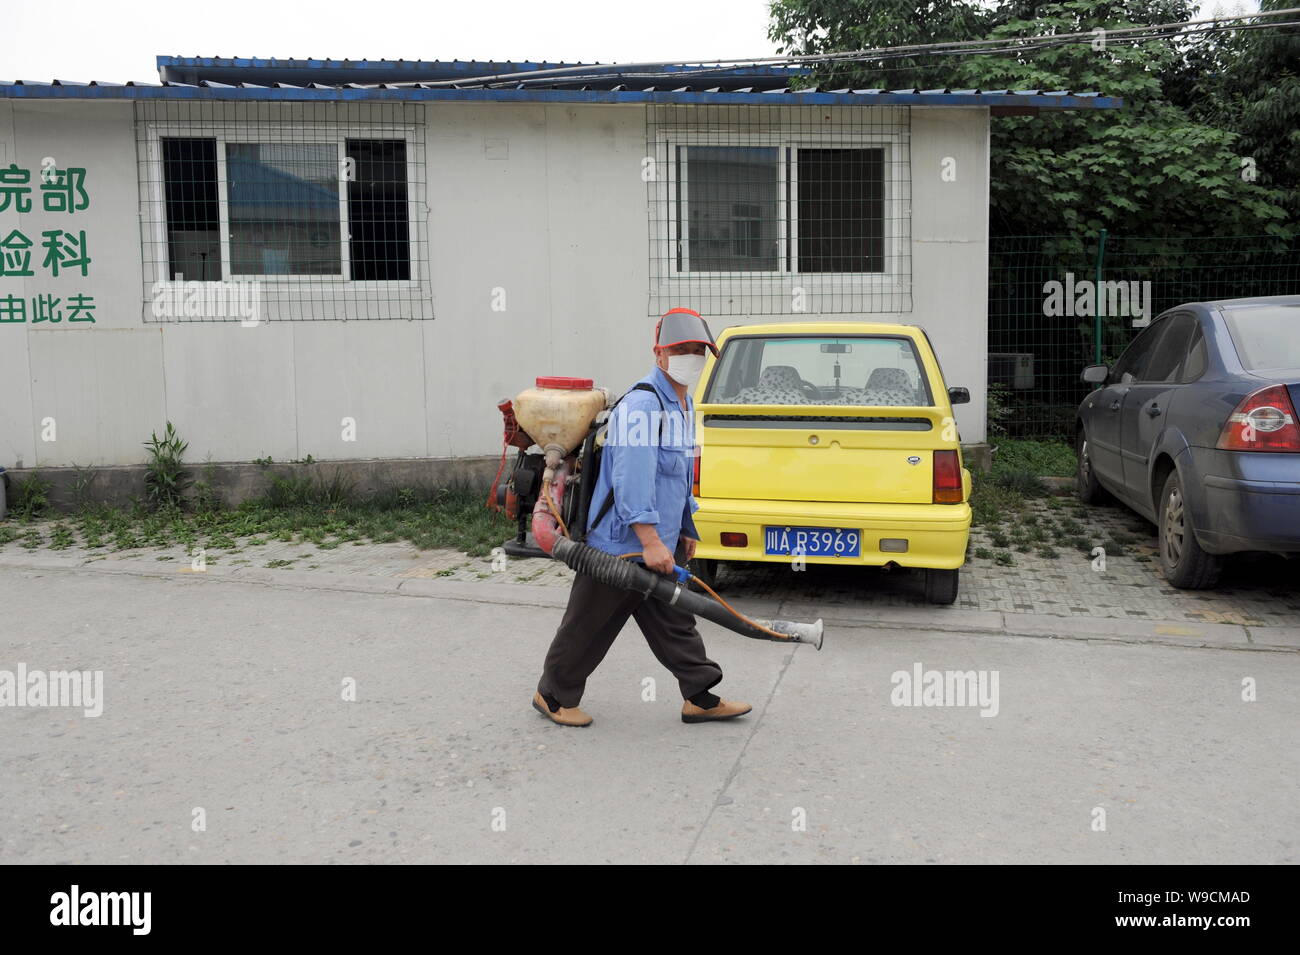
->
xmin=1217 ymin=385 xmax=1300 ymax=452
xmin=933 ymin=450 xmax=963 ymax=503
xmin=692 ymin=445 xmax=701 ymax=496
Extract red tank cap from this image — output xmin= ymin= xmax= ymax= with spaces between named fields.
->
xmin=535 ymin=376 xmax=594 ymax=390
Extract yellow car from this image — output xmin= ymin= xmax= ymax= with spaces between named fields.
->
xmin=687 ymin=322 xmax=973 ymax=605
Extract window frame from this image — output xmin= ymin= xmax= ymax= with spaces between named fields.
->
xmin=143 ymin=121 xmax=421 ymax=292
xmin=1179 ymin=319 xmax=1208 ymax=383
xmin=1110 ymin=315 xmax=1169 ymax=385
xmin=1139 ymin=311 xmax=1197 ymax=384
xmin=660 ymin=130 xmax=906 ymax=285
xmin=702 ymin=332 xmax=934 ymax=407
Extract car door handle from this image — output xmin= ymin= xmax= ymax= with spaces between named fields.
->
xmin=1109 ymin=400 xmax=1122 ymax=411
xmin=1146 ymin=404 xmax=1162 ymax=418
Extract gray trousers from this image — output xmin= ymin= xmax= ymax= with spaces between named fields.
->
xmin=537 ymin=540 xmax=723 ymax=708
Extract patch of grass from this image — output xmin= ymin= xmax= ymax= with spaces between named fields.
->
xmin=266 ymin=559 xmax=294 ymax=568
xmin=1037 ymin=545 xmax=1060 ymax=559
xmin=974 ymin=546 xmax=993 ymax=559
xmin=993 ymin=550 xmax=1014 ymax=566
xmin=990 ymin=438 xmax=1076 ymax=479
xmin=31 ymin=482 xmax=515 ymax=562
xmin=971 ymin=479 xmax=1029 ymax=528
xmin=990 ymin=469 xmax=1048 ymax=497
xmin=49 ymin=524 xmax=75 ymax=550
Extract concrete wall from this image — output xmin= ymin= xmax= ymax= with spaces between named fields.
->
xmin=0 ymin=98 xmax=988 ymax=473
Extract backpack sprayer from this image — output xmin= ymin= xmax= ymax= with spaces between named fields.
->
xmin=488 ymin=376 xmax=824 ymax=650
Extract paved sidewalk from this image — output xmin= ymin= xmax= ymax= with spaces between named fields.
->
xmin=4 ymin=491 xmax=1297 ymax=638
xmin=2 ymin=549 xmax=1297 ymax=652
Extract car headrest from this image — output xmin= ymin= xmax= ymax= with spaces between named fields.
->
xmin=759 ymin=365 xmax=803 ymax=391
xmin=866 ymin=367 xmax=912 ymax=392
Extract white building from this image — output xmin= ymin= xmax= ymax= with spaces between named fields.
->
xmin=0 ymin=57 xmax=1119 ymax=472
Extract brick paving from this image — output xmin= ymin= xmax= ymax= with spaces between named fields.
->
xmin=5 ymin=494 xmax=1297 ymax=626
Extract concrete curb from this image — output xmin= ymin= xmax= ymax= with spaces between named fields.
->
xmin=4 ymin=551 xmax=1297 ymax=652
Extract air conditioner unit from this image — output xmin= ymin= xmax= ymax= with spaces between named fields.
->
xmin=988 ymin=353 xmax=1035 ymax=390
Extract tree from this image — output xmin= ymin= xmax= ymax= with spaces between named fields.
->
xmin=767 ymin=0 xmax=1294 ymax=237
xmin=1202 ymin=0 xmax=1300 ymax=219
xmin=768 ymin=0 xmax=992 ymax=90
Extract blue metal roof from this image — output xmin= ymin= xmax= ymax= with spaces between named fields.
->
xmin=0 ymin=56 xmax=1122 ymax=109
xmin=153 ymin=55 xmax=815 ymax=90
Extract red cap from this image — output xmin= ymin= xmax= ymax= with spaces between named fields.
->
xmin=535 ymin=376 xmax=594 ymax=390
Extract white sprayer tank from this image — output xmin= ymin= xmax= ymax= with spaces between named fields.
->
xmin=512 ymin=377 xmax=609 ymax=464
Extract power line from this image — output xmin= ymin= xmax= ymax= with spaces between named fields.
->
xmin=418 ymin=7 xmax=1300 ymax=89
xmin=495 ymin=19 xmax=1300 ymax=89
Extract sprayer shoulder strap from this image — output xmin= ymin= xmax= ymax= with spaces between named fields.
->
xmin=590 ymin=383 xmax=663 ymax=533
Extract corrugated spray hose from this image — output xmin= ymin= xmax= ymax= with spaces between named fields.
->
xmin=552 ymin=538 xmax=823 ymax=650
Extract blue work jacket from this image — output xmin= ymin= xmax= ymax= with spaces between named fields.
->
xmin=585 ymin=366 xmax=700 ymax=559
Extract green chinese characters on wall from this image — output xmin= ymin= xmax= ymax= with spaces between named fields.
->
xmin=0 ymin=160 xmax=96 ymax=325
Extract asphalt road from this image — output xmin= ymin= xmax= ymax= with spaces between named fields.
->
xmin=2 ymin=563 xmax=1296 ymax=864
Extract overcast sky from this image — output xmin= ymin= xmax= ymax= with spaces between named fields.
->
xmin=2 ymin=0 xmax=1259 ymax=84
xmin=2 ymin=0 xmax=782 ymax=83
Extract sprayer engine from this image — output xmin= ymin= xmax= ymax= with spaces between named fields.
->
xmin=489 ymin=376 xmax=610 ymax=557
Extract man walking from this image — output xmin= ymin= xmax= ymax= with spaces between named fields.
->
xmin=532 ymin=308 xmax=752 ymax=727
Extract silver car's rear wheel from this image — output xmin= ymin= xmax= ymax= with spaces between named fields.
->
xmin=1076 ymin=427 xmax=1110 ymax=504
xmin=1157 ymin=471 xmax=1223 ymax=589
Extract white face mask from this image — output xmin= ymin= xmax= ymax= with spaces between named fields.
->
xmin=665 ymin=353 xmax=706 ymax=387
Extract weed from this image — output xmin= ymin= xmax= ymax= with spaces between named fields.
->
xmin=143 ymin=422 xmax=192 ymax=510
xmin=70 ymin=463 xmax=97 ymax=509
xmin=12 ymin=473 xmax=52 ymax=519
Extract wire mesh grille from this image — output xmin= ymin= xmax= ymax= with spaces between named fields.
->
xmin=646 ymin=104 xmax=911 ymax=317
xmin=133 ymin=100 xmax=431 ymax=322
xmin=988 ymin=233 xmax=1300 ymax=439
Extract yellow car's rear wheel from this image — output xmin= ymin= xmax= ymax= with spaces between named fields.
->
xmin=687 ymin=558 xmax=720 ymax=592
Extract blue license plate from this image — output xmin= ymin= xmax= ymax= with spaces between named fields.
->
xmin=764 ymin=526 xmax=861 ymax=558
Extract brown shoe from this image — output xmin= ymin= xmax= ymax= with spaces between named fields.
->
xmin=532 ymin=691 xmax=593 ymax=727
xmin=681 ymin=698 xmax=753 ymax=724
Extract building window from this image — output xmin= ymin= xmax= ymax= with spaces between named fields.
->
xmin=160 ymin=138 xmax=407 ymax=281
xmin=161 ymin=138 xmax=221 ymax=281
xmin=346 ymin=139 xmax=411 ymax=282
xmin=137 ymin=101 xmax=430 ymax=321
xmin=796 ymin=148 xmax=885 ymax=274
xmin=673 ymin=144 xmax=887 ymax=275
xmin=647 ymin=104 xmax=911 ymax=316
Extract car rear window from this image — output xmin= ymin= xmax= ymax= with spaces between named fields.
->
xmin=703 ymin=335 xmax=933 ymax=406
xmin=1222 ymin=305 xmax=1300 ymax=371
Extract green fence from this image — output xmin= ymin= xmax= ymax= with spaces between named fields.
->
xmin=987 ymin=233 xmax=1300 ymax=440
